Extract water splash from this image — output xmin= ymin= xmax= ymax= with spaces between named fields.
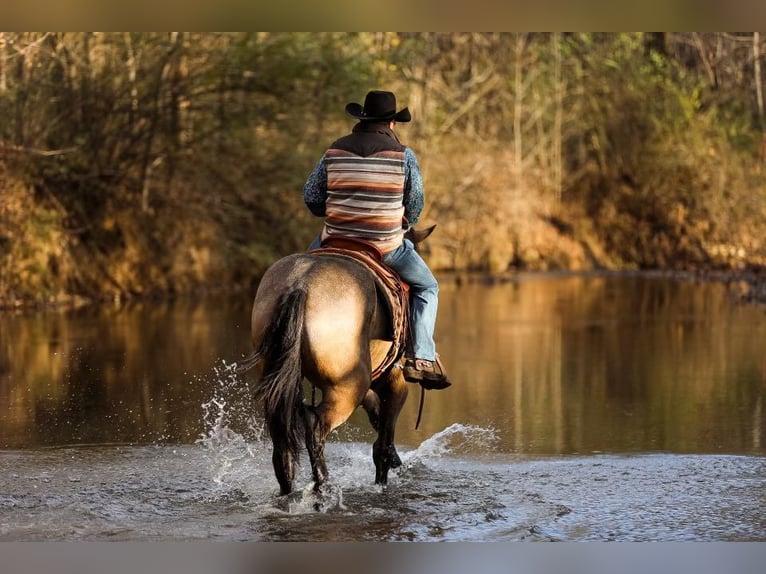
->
xmin=195 ymin=359 xmax=379 ymax=505
xmin=197 ymin=359 xmax=272 ymax=496
xmin=401 ymin=423 xmax=499 ymax=466
xmin=269 ymin=480 xmax=348 ymax=515
xmin=197 ymin=362 xmax=499 ymax=511
xmin=203 ymin=359 xmax=263 ymax=439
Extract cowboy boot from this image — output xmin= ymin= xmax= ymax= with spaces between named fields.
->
xmin=403 ymin=356 xmax=451 ymax=390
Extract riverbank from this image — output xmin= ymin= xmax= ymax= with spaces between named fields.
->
xmin=697 ymin=266 xmax=766 ymax=307
xmin=3 ymin=266 xmax=766 ymax=313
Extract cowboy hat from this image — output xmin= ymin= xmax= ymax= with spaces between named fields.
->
xmin=345 ymin=90 xmax=411 ymax=123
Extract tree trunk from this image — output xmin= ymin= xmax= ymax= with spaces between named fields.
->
xmin=553 ymin=32 xmax=563 ymax=202
xmin=0 ymin=33 xmax=7 ymax=93
xmin=644 ymin=32 xmax=666 ymax=56
xmin=513 ymin=34 xmax=527 ymax=185
xmin=754 ymin=32 xmax=764 ymax=130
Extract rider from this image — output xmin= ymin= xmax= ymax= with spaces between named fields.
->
xmin=303 ymin=90 xmax=450 ymax=390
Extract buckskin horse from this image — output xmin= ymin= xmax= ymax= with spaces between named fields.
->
xmin=237 ymin=226 xmax=436 ymax=496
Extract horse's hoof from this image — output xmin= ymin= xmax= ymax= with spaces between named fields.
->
xmin=311 ymin=482 xmax=343 ymax=512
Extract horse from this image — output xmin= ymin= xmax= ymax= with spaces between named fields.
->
xmin=237 ymin=226 xmax=436 ymax=496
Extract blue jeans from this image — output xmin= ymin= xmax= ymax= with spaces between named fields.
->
xmin=309 ymin=236 xmax=438 ymax=361
xmin=383 ymin=239 xmax=438 ymax=361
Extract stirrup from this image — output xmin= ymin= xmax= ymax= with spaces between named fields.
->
xmin=403 ymin=356 xmax=452 ymax=390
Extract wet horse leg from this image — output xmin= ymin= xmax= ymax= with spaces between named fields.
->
xmin=252 ymin=362 xmax=299 ymax=495
xmin=361 ymin=388 xmax=381 ymax=432
xmin=372 ymin=369 xmax=409 ymax=485
xmin=272 ymin=447 xmax=296 ymax=496
xmin=302 ymin=404 xmax=328 ymax=488
xmin=304 ymin=371 xmax=369 ymax=492
xmin=362 ymin=386 xmax=401 ymax=469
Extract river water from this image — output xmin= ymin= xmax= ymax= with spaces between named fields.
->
xmin=1 ymin=273 xmax=765 ymax=541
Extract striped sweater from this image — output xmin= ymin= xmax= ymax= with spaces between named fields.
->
xmin=303 ymin=124 xmax=424 ymax=254
xmin=323 ymin=148 xmax=406 ymax=252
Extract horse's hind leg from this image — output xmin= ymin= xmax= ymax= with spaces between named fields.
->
xmin=303 ymin=371 xmax=369 ymax=492
xmin=372 ymin=368 xmax=409 ymax=485
xmin=272 ymin=447 xmax=296 ymax=496
xmin=361 ymin=389 xmax=381 ymax=431
xmin=362 ymin=387 xmax=400 ymax=469
xmin=302 ymin=405 xmax=328 ymax=488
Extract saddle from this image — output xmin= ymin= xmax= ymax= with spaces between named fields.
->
xmin=309 ymin=237 xmax=410 ymax=381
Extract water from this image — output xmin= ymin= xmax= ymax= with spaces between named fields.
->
xmin=2 ymin=439 xmax=764 ymax=541
xmin=1 ymin=273 xmax=765 ymax=540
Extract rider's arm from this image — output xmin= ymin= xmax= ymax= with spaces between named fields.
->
xmin=303 ymin=156 xmax=328 ymax=217
xmin=403 ymin=147 xmax=424 ymax=225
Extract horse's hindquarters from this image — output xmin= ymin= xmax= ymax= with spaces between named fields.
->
xmin=248 ymin=252 xmax=403 ymax=494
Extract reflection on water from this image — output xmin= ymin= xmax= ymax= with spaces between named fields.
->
xmin=1 ymin=274 xmax=765 ymax=454
xmin=0 ymin=298 xmax=253 ymax=448
xmin=425 ymin=273 xmax=766 ymax=455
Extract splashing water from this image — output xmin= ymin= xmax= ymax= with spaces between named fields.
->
xmin=261 ymin=425 xmax=502 ymax=516
xmin=196 ymin=360 xmax=500 ymax=511
xmin=197 ymin=359 xmax=273 ymax=496
xmin=401 ymin=423 xmax=499 ymax=465
xmin=189 ymin=383 xmax=766 ymax=542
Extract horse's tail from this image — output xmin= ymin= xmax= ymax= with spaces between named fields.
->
xmin=250 ymin=288 xmax=308 ymax=464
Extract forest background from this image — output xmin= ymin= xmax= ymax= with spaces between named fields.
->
xmin=2 ymin=32 xmax=766 ymax=307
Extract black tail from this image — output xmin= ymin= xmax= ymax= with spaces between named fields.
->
xmin=249 ymin=288 xmax=308 ymax=465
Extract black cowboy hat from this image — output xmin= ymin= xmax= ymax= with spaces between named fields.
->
xmin=345 ymin=90 xmax=411 ymax=123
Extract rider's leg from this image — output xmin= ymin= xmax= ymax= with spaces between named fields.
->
xmin=383 ymin=239 xmax=449 ymax=388
xmin=307 ymin=234 xmax=322 ymax=251
xmin=383 ymin=239 xmax=438 ymax=360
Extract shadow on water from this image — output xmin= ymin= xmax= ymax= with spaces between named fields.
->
xmin=1 ymin=273 xmax=765 ymax=540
